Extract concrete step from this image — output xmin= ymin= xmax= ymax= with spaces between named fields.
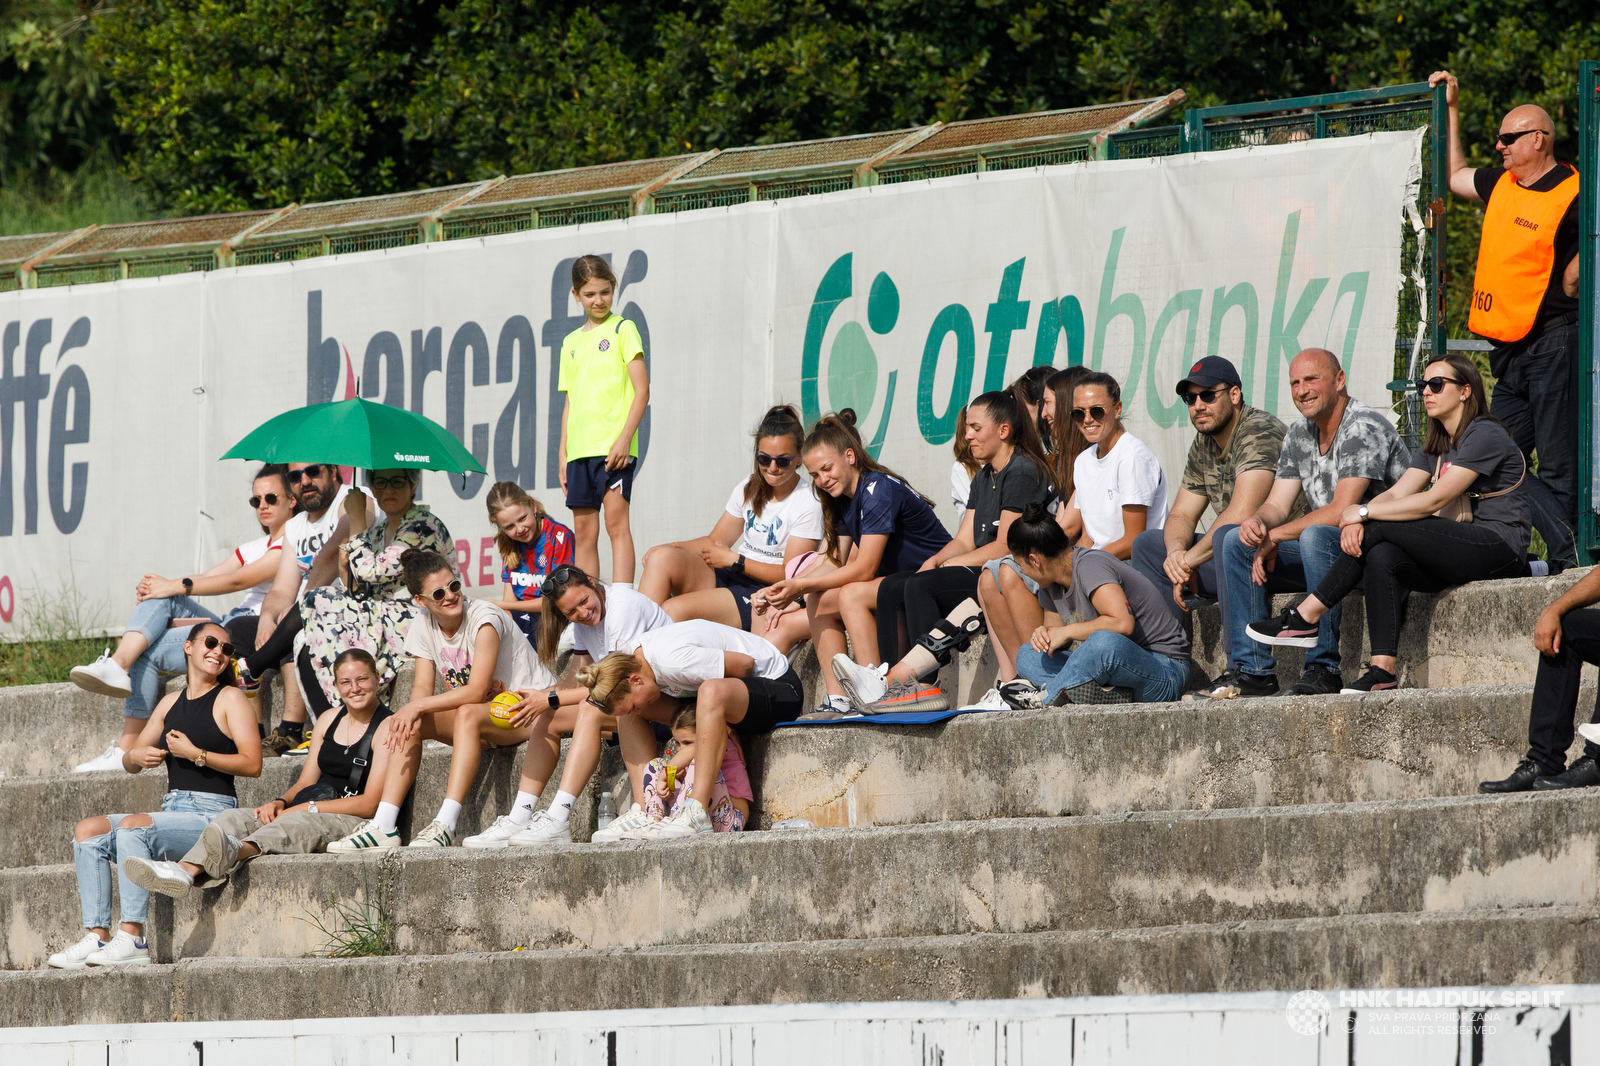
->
xmin=4 ymin=903 xmax=1598 ymax=1027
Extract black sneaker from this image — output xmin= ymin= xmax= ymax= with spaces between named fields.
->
xmin=1479 ymin=758 xmax=1544 ymax=794
xmin=1533 ymin=755 xmax=1600 ymax=790
xmin=1200 ymin=670 xmax=1279 ymax=699
xmin=1338 ymin=665 xmax=1397 ymax=694
xmin=1246 ymin=608 xmax=1320 ymax=648
xmin=1287 ymin=664 xmax=1342 ymax=696
xmin=997 ymin=679 xmax=1044 ymax=709
xmin=1051 ymin=681 xmax=1135 ymax=706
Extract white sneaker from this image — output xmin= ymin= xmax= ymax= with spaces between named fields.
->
xmin=70 ymin=652 xmax=132 ymax=699
xmin=654 ymin=798 xmax=713 ymax=838
xmin=591 ymin=803 xmax=648 ymax=843
xmin=326 ymin=819 xmax=401 ymax=853
xmin=1581 ymin=723 xmax=1600 ymax=746
xmin=47 ymin=933 xmax=105 ymax=969
xmin=968 ymin=687 xmax=1010 ymax=710
xmin=85 ymin=930 xmax=150 ymax=967
xmin=74 ymin=744 xmax=126 ymax=773
xmin=462 ymin=814 xmax=525 ymax=849
xmin=507 ymin=809 xmax=571 ymax=846
xmin=121 ymin=857 xmax=194 ymax=899
xmin=831 ymin=654 xmax=888 ymax=710
xmin=406 ymin=819 xmax=455 ymax=848
xmin=620 ymin=816 xmax=670 ymax=840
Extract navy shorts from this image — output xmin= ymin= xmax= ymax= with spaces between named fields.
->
xmin=714 ymin=566 xmax=767 ymax=631
xmin=566 ymin=457 xmax=636 ymax=510
xmin=735 ymin=668 xmax=804 ymax=734
xmin=509 ymin=606 xmax=541 ymax=648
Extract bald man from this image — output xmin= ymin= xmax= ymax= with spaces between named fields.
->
xmin=1431 ymin=71 xmax=1580 ymax=567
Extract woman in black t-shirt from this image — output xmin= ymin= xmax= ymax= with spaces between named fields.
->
xmin=1247 ymin=356 xmax=1528 ymax=693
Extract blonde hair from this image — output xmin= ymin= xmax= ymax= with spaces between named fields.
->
xmin=485 ymin=481 xmax=548 ymax=572
xmin=574 ymin=651 xmax=640 ymax=710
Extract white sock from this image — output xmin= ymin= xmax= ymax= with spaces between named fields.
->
xmin=612 ymin=582 xmax=634 ymax=591
xmin=509 ymin=791 xmax=539 ymax=826
xmin=548 ymin=790 xmax=578 ymax=825
xmin=373 ymin=802 xmax=401 ymax=833
xmin=434 ymin=799 xmax=463 ymax=832
xmin=827 ymin=694 xmax=851 ymax=711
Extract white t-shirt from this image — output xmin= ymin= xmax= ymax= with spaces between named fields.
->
xmin=950 ymin=460 xmax=973 ymax=529
xmin=283 ymin=484 xmax=375 ymax=590
xmin=571 ymin=585 xmax=672 ymax=659
xmin=638 ymin=619 xmax=791 ymax=699
xmin=722 ymin=476 xmax=824 ymax=567
xmin=232 ymin=533 xmax=283 ymax=614
xmin=404 ymin=597 xmax=556 ymax=694
xmin=1071 ymin=432 xmax=1169 ymax=549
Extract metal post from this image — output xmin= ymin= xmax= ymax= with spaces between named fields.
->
xmin=1578 ymin=61 xmax=1599 ymax=564
xmin=1431 ymin=81 xmax=1449 ymax=365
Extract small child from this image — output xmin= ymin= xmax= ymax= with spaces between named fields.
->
xmin=483 ymin=480 xmax=575 ymax=652
xmin=559 ymin=254 xmax=649 ymax=587
xmin=639 ymin=704 xmax=751 ymax=833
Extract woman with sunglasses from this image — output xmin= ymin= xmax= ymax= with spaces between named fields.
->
xmin=328 ymin=550 xmax=556 ymax=850
xmin=638 ymin=405 xmax=821 ymax=651
xmin=1055 ymin=372 xmax=1169 ymax=560
xmin=297 ymin=468 xmax=453 ymax=717
xmin=46 ymin=622 xmax=261 ymax=968
xmin=69 ymin=465 xmax=297 ymax=773
xmin=1248 ymin=355 xmax=1530 ymax=693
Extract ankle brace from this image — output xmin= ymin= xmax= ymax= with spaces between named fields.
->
xmin=909 ymin=598 xmax=985 ymax=679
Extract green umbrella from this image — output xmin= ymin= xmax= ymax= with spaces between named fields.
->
xmin=220 ymin=397 xmax=486 ymax=473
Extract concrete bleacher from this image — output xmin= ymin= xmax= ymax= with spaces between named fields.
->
xmin=2 ymin=570 xmax=1598 ymax=1027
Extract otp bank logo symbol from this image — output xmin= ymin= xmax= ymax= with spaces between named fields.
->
xmin=801 ymin=253 xmax=900 ymax=458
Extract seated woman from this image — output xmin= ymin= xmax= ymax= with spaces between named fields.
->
xmin=632 ymin=703 xmax=753 ymax=835
xmin=639 ymin=405 xmax=819 ymax=654
xmin=68 ymin=465 xmax=295 ymax=772
xmin=1247 ymin=355 xmax=1529 ymax=693
xmin=122 ymin=649 xmax=397 ymax=892
xmin=579 ymin=618 xmax=803 ymax=837
xmin=46 ymin=623 xmax=261 ymax=968
xmin=1054 ymin=372 xmax=1168 ymax=560
xmin=1007 ymin=503 xmax=1193 ymax=705
xmin=327 ymin=550 xmax=556 ymax=851
xmin=298 ymin=468 xmax=453 ymax=715
xmin=480 ymin=481 xmax=575 ymax=651
xmin=462 ymin=565 xmax=675 ymax=848
xmin=755 ymin=414 xmax=950 ymax=716
xmin=948 ymin=404 xmax=981 ymax=529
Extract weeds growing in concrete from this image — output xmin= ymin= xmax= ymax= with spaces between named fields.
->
xmin=303 ymin=891 xmax=396 ymax=958
xmin=0 ymin=564 xmax=113 ymax=688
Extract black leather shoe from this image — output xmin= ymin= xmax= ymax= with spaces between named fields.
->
xmin=1533 ymin=755 xmax=1600 ymax=790
xmin=1479 ymin=758 xmax=1543 ymax=794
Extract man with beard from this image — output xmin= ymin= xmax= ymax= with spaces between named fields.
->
xmin=1129 ymin=356 xmax=1296 ymax=694
xmin=1217 ymin=348 xmax=1409 ymax=698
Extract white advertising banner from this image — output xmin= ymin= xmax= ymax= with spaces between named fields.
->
xmin=0 ymin=130 xmax=1420 ymax=635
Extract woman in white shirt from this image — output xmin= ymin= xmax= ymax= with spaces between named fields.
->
xmin=1056 ymin=372 xmax=1168 ymax=559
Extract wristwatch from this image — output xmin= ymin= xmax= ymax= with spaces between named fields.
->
xmin=182 ymin=577 xmax=193 ymax=594
xmin=731 ymin=555 xmax=746 ymax=575
xmin=1358 ymin=505 xmax=1370 ymax=520
xmin=308 ymin=801 xmax=320 ymax=815
xmin=194 ymin=750 xmax=207 ymax=768
xmin=547 ymin=690 xmax=561 ymax=710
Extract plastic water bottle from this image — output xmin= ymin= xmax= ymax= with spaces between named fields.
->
xmin=597 ymin=791 xmax=617 ymax=830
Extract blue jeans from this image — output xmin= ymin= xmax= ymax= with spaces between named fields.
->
xmin=1016 ymin=630 xmax=1191 ymax=704
xmin=1130 ymin=528 xmax=1219 ymax=623
xmin=72 ymin=789 xmax=237 ymax=929
xmin=1218 ymin=523 xmax=1345 ymax=676
xmin=124 ymin=597 xmax=249 ymax=717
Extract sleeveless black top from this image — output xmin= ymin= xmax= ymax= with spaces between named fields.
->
xmin=316 ymin=704 xmax=393 ymax=797
xmin=159 ymin=684 xmax=239 ymax=798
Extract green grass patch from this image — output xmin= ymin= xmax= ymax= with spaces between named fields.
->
xmin=0 ymin=156 xmax=156 ymax=237
xmin=0 ymin=635 xmax=108 ymax=688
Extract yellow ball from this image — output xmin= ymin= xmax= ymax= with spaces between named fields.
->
xmin=488 ymin=691 xmax=522 ymax=728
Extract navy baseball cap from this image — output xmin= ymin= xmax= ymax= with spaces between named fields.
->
xmin=1175 ymin=356 xmax=1242 ymax=396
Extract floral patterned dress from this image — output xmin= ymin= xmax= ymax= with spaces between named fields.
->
xmin=297 ymin=503 xmax=453 ymax=708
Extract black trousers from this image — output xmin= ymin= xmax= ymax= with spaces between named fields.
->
xmin=875 ymin=566 xmax=980 ymax=665
xmin=1309 ymin=518 xmax=1522 ymax=658
xmin=1526 ymin=608 xmax=1600 ymax=774
xmin=1491 ymin=321 xmax=1579 ymax=565
xmin=243 ymin=606 xmax=302 ymax=676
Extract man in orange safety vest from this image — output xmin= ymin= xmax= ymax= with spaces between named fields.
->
xmin=1431 ymin=70 xmax=1581 ymax=567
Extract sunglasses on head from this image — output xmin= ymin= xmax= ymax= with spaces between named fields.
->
xmin=427 ymin=579 xmax=463 ymax=602
xmin=287 ymin=465 xmax=324 ymax=483
xmin=757 ymin=453 xmax=795 ymax=469
xmin=1417 ymin=376 xmax=1465 ymax=395
xmin=198 ymin=635 xmax=235 ymax=658
xmin=248 ymin=493 xmax=281 ymax=508
xmin=1494 ymin=128 xmax=1549 ymax=148
xmin=539 ymin=564 xmax=585 ymax=598
xmin=1071 ymin=405 xmax=1110 ymax=424
xmin=1181 ymin=388 xmax=1226 ymax=406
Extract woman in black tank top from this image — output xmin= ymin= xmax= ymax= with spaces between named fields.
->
xmin=49 ymin=623 xmax=262 ymax=970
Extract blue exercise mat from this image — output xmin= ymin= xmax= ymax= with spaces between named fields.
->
xmin=775 ymin=705 xmax=1012 ymax=727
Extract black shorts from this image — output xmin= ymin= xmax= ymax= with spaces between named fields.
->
xmin=566 ymin=457 xmax=636 ymax=510
xmin=735 ymin=668 xmax=804 ymax=734
xmin=714 ymin=566 xmax=767 ymax=631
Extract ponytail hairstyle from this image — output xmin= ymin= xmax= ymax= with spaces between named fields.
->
xmin=745 ymin=404 xmax=806 ymax=517
xmin=969 ymin=389 xmax=1056 ymax=495
xmin=951 ymin=405 xmax=980 ymax=479
xmin=571 ymin=254 xmax=617 ymax=291
xmin=802 ymin=411 xmax=933 ymax=564
xmin=1421 ymin=354 xmax=1494 ymax=455
xmin=185 ymin=622 xmax=238 ymax=687
xmin=1010 ymin=365 xmax=1055 ymax=449
xmin=1045 ymin=367 xmax=1090 ymax=499
xmin=574 ymin=651 xmax=641 ymax=712
xmin=485 ymin=481 xmax=548 ymax=572
xmin=1005 ymin=501 xmax=1073 ymax=561
xmin=399 ymin=548 xmax=455 ymax=598
xmin=537 ymin=565 xmax=601 ymax=664
xmin=1074 ymin=371 xmax=1122 ymax=404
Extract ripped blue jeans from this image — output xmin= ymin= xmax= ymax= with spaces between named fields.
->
xmin=72 ymin=789 xmax=236 ymax=929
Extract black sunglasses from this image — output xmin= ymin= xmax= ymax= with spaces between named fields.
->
xmin=248 ymin=493 xmax=281 ymax=508
xmin=1071 ymin=405 xmax=1110 ymax=424
xmin=1494 ymin=129 xmax=1549 ymax=148
xmin=287 ymin=465 xmax=324 ymax=483
xmin=1180 ymin=388 xmax=1227 ymax=406
xmin=1418 ymin=376 xmax=1465 ymax=394
xmin=757 ymin=453 xmax=795 ymax=469
xmin=539 ymin=564 xmax=586 ymax=598
xmin=427 ymin=579 xmax=463 ymax=602
xmin=199 ymin=635 xmax=235 ymax=658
